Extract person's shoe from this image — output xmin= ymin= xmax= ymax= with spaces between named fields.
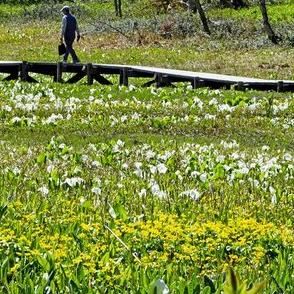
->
xmin=73 ymin=59 xmax=80 ymax=64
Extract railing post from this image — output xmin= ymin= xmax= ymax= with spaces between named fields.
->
xmin=87 ymin=63 xmax=94 ymax=85
xmin=192 ymin=77 xmax=199 ymax=89
xmin=20 ymin=61 xmax=28 ymax=82
xmin=156 ymin=73 xmax=163 ymax=87
xmin=277 ymin=81 xmax=284 ymax=92
xmin=56 ymin=62 xmax=63 ymax=83
xmin=237 ymin=81 xmax=244 ymax=91
xmin=119 ymin=67 xmax=129 ymax=86
xmin=192 ymin=77 xmax=204 ymax=89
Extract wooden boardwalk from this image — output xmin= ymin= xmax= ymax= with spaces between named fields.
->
xmin=0 ymin=61 xmax=293 ymax=92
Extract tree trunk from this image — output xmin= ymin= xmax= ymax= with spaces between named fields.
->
xmin=259 ymin=0 xmax=278 ymax=44
xmin=114 ymin=0 xmax=122 ymax=17
xmin=232 ymin=0 xmax=247 ymax=9
xmin=194 ymin=0 xmax=211 ymax=35
xmin=219 ymin=0 xmax=233 ymax=8
xmin=118 ymin=0 xmax=122 ymax=17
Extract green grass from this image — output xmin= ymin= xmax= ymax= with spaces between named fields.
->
xmin=1 ymin=21 xmax=294 ymax=80
xmin=209 ymin=3 xmax=294 ymax=23
xmin=0 ymin=81 xmax=294 ymax=292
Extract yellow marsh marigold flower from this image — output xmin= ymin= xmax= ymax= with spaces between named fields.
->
xmin=9 ymin=263 xmax=21 ymax=275
xmin=39 ymin=240 xmax=52 ymax=250
xmin=252 ymin=245 xmax=266 ymax=265
xmin=180 ymin=244 xmax=197 ymax=256
xmin=28 ymin=249 xmax=42 ymax=257
xmin=80 ymin=223 xmax=92 ymax=232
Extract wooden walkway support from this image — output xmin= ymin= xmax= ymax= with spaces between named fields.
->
xmin=1 ymin=61 xmax=294 ymax=92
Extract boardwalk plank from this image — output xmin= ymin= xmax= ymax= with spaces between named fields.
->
xmin=1 ymin=61 xmax=294 ymax=92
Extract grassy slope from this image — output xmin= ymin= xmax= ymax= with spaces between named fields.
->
xmin=209 ymin=3 xmax=294 ymax=23
xmin=1 ymin=2 xmax=294 ymax=79
xmin=1 ymin=21 xmax=294 ymax=79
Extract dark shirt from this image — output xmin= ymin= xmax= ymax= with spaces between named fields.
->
xmin=61 ymin=14 xmax=79 ymax=41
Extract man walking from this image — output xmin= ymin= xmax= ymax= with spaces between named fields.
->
xmin=60 ymin=6 xmax=80 ymax=63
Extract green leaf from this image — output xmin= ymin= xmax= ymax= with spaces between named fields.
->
xmin=213 ymin=164 xmax=225 ymax=180
xmin=36 ymin=152 xmax=47 ymax=164
xmin=247 ymin=282 xmax=266 ymax=294
xmin=114 ymin=203 xmax=128 ymax=220
xmin=37 ymin=256 xmax=50 ymax=272
xmin=204 ymin=275 xmax=216 ymax=293
xmin=202 ymin=286 xmax=211 ymax=294
xmin=0 ymin=203 xmax=8 ymax=222
xmin=229 ymin=268 xmax=238 ymax=292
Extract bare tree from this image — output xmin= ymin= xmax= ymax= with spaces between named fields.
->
xmin=218 ymin=0 xmax=247 ymax=9
xmin=232 ymin=0 xmax=247 ymax=9
xmin=186 ymin=0 xmax=210 ymax=35
xmin=114 ymin=0 xmax=122 ymax=17
xmin=259 ymin=0 xmax=278 ymax=44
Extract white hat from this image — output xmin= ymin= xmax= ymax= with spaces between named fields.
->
xmin=60 ymin=6 xmax=70 ymax=13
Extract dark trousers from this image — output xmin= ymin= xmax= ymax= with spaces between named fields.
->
xmin=63 ymin=38 xmax=79 ymax=63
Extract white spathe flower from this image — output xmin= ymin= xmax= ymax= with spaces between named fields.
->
xmin=157 ymin=163 xmax=167 ymax=174
xmin=284 ymin=153 xmax=292 ymax=161
xmin=42 ymin=273 xmax=49 ymax=281
xmin=239 ymin=167 xmax=249 ymax=175
xmin=81 ymin=155 xmax=89 ymax=162
xmin=91 ymin=160 xmax=100 ymax=168
xmin=180 ymin=189 xmax=201 ymax=201
xmin=218 ymin=104 xmax=233 ymax=112
xmin=209 ymin=98 xmax=218 ymax=105
xmin=191 ymin=171 xmax=200 ymax=178
xmin=175 ymin=170 xmax=183 ymax=181
xmin=146 ymin=150 xmax=156 ymax=160
xmin=134 ymin=162 xmax=142 ymax=169
xmin=121 ymin=115 xmax=128 ymax=123
xmin=216 ymin=155 xmax=225 ymax=163
xmin=128 ymin=84 xmax=136 ymax=91
xmin=91 ymin=187 xmax=101 ymax=195
xmin=47 ymin=164 xmax=54 ymax=173
xmin=11 ymin=116 xmax=21 ymax=124
xmin=150 ymin=180 xmax=166 ymax=199
xmin=122 ymin=163 xmax=129 ymax=169
xmin=199 ymin=173 xmax=207 ymax=183
xmin=150 ymin=165 xmax=157 ymax=174
xmin=193 ymin=97 xmax=203 ymax=109
xmin=134 ymin=168 xmax=143 ymax=178
xmin=134 ymin=162 xmax=143 ymax=177
xmin=113 ymin=139 xmax=125 ymax=153
xmin=253 ymin=179 xmax=260 ymax=187
xmin=131 ymin=112 xmax=140 ymax=120
xmin=43 ymin=113 xmax=63 ymax=125
xmin=159 ymin=151 xmax=175 ymax=161
xmin=3 ymin=105 xmax=12 ymax=112
xmin=248 ymin=103 xmax=259 ymax=111
xmin=12 ymin=167 xmax=21 ymax=175
xmin=152 ymin=279 xmax=169 ymax=294
xmin=38 ymin=186 xmax=49 ymax=196
xmin=269 ymin=186 xmax=276 ymax=195
xmin=139 ymin=188 xmax=147 ymax=197
xmin=64 ymin=177 xmax=84 ymax=187
xmin=204 ymin=114 xmax=216 ymax=120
